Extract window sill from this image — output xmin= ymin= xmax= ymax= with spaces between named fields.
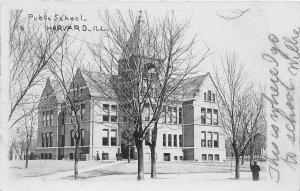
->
xmin=203 ymin=100 xmax=216 ymax=103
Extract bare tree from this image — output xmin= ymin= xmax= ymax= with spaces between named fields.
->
xmin=8 ymin=127 xmax=18 ymax=160
xmin=86 ymin=10 xmax=209 ymax=180
xmin=9 ymin=9 xmax=68 ymax=121
xmin=47 ymin=38 xmax=87 ymax=179
xmin=16 ymin=98 xmax=38 ymax=168
xmin=240 ymin=88 xmax=266 ymax=165
xmin=214 ymin=53 xmax=265 ymax=179
xmin=119 ymin=121 xmax=135 ymax=163
xmin=9 ymin=94 xmax=38 ymax=165
xmin=217 ymin=9 xmax=250 ymax=23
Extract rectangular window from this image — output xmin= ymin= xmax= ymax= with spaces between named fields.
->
xmin=214 ymin=132 xmax=219 ymax=148
xmin=214 ymin=154 xmax=220 ymax=161
xmin=111 ymin=105 xmax=117 ymax=122
xmin=49 ymin=153 xmax=52 ymax=159
xmin=173 ymin=107 xmax=177 ymax=124
xmin=111 ymin=130 xmax=117 ymax=146
xmin=41 ymin=153 xmax=44 ymax=159
xmin=179 ymin=156 xmax=183 ymax=160
xmin=163 ymin=153 xmax=170 ymax=161
xmin=207 ymin=108 xmax=212 ymax=125
xmin=163 ymin=134 xmax=166 ymax=146
xmin=81 ymin=104 xmax=86 ymax=121
xmin=168 ymin=106 xmax=172 ymax=123
xmin=43 ymin=112 xmax=46 ymax=126
xmin=179 ymin=135 xmax=183 ymax=147
xmin=122 ymin=116 xmax=127 ymax=123
xmin=50 ymin=132 xmax=53 ymax=147
xmin=208 ymin=91 xmax=212 ymax=102
xmin=173 ymin=134 xmax=177 ymax=147
xmin=62 ymin=135 xmax=65 ymax=147
xmin=45 ymin=153 xmax=48 ymax=159
xmin=102 ymin=129 xmax=109 ymax=146
xmin=50 ymin=110 xmax=54 ymax=126
xmin=70 ymin=130 xmax=74 ymax=146
xmin=111 ymin=105 xmax=117 ymax=111
xmin=111 ymin=115 xmax=117 ymax=122
xmin=46 ymin=133 xmax=49 ymax=147
xmin=103 ymin=103 xmax=109 ymax=122
xmin=61 ymin=110 xmax=66 ymax=125
xmin=70 ymin=153 xmax=74 ymax=160
xmin=163 ymin=106 xmax=167 ymax=123
xmin=46 ymin=111 xmax=49 ymax=126
xmin=213 ymin=94 xmax=216 ymax=102
xmin=201 ymin=108 xmax=206 ymax=124
xmin=103 ymin=115 xmax=109 ymax=122
xmin=201 ymin=131 xmax=206 ymax=147
xmin=81 ymin=129 xmax=85 ymax=146
xmin=174 ymin=156 xmax=178 ymax=160
xmin=208 ymin=154 xmax=213 ymax=161
xmin=168 ymin=134 xmax=172 ymax=147
xmin=42 ymin=133 xmax=45 ymax=147
xmin=179 ymin=108 xmax=182 ymax=124
xmin=71 ymin=109 xmax=75 ymax=123
xmin=213 ymin=109 xmax=218 ymax=125
xmin=202 ymin=154 xmax=207 ymax=161
xmin=207 ymin=132 xmax=212 ymax=148
xmin=103 ymin=104 xmax=109 ymax=111
xmin=204 ymin=93 xmax=207 ymax=101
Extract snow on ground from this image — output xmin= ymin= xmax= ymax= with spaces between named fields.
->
xmin=3 ymin=171 xmax=289 ymax=191
xmin=3 ymin=160 xmax=289 ymax=191
xmin=8 ymin=159 xmax=114 ymax=179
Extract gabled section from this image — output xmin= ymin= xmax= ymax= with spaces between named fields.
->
xmin=81 ymin=68 xmax=114 ymax=99
xmin=39 ymin=78 xmax=60 ymax=109
xmin=178 ymin=73 xmax=208 ymax=101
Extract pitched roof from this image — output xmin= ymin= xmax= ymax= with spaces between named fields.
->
xmin=39 ymin=78 xmax=65 ymax=107
xmin=179 ymin=73 xmax=208 ymax=100
xmin=49 ymin=78 xmax=65 ymax=103
xmin=81 ymin=69 xmax=115 ymax=99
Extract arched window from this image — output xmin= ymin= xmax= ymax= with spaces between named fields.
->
xmin=208 ymin=91 xmax=211 ymax=101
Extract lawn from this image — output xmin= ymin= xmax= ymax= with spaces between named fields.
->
xmin=8 ymin=160 xmax=113 ymax=179
xmin=67 ymin=160 xmax=266 ymax=180
xmin=8 ymin=159 xmax=266 ymax=180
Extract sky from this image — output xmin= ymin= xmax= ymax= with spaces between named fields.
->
xmin=3 ymin=1 xmax=300 ymax=85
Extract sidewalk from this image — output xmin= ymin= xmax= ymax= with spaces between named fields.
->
xmin=34 ymin=160 xmax=126 ymax=181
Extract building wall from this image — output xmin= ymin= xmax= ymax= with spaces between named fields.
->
xmin=181 ymin=75 xmax=226 ymax=161
xmin=36 ymin=79 xmax=60 ymax=159
xmin=89 ymin=99 xmax=119 ymax=160
xmin=36 ymin=71 xmax=226 ymax=162
xmin=192 ymin=76 xmax=226 ymax=161
xmin=153 ymin=123 xmax=183 ymax=161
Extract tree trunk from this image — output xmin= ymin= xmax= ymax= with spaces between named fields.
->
xmin=241 ymin=153 xmax=244 ymax=165
xmin=150 ymin=121 xmax=158 ymax=178
xmin=127 ymin=146 xmax=131 ymax=163
xmin=74 ymin=140 xmax=79 ymax=180
xmin=250 ymin=142 xmax=254 ymax=164
xmin=150 ymin=145 xmax=157 ymax=178
xmin=9 ymin=146 xmax=13 ymax=160
xmin=136 ymin=140 xmax=144 ymax=181
xmin=235 ymin=152 xmax=240 ymax=179
xmin=25 ymin=148 xmax=29 ymax=168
